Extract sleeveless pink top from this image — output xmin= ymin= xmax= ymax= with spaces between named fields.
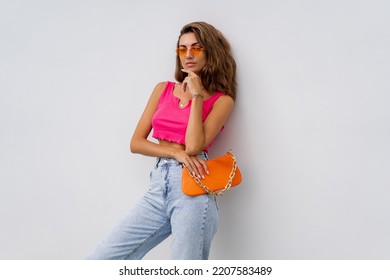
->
xmin=152 ymin=81 xmax=224 ymax=152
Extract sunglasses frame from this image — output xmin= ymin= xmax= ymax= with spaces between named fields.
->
xmin=176 ymin=46 xmax=205 ymax=57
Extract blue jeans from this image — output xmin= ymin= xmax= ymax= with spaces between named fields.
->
xmin=86 ymin=152 xmax=219 ymax=260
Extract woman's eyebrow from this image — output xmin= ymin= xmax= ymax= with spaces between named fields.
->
xmin=179 ymin=42 xmax=201 ymax=47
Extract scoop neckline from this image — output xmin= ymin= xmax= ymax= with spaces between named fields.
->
xmin=171 ymin=82 xmax=217 ymax=107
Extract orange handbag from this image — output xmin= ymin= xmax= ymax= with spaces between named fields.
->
xmin=182 ymin=150 xmax=242 ymax=196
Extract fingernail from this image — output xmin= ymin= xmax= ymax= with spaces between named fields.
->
xmin=201 ymin=175 xmax=205 ymax=179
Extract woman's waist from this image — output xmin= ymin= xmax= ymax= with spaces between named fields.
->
xmin=158 ymin=139 xmax=185 ymax=150
xmin=154 ymin=148 xmax=208 ymax=168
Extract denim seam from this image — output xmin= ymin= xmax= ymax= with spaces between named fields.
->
xmin=124 ymin=219 xmax=170 ymax=259
xmin=163 ymin=163 xmax=170 ymax=199
xmin=197 ymin=195 xmax=209 ymax=259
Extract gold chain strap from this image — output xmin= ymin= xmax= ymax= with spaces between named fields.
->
xmin=186 ymin=151 xmax=237 ymax=196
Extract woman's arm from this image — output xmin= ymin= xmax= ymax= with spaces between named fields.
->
xmin=183 ymin=71 xmax=234 ymax=155
xmin=130 ymin=79 xmax=231 ymax=177
xmin=185 ymin=95 xmax=234 ymax=155
xmin=130 ymin=82 xmax=182 ymax=158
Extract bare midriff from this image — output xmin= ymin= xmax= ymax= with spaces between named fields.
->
xmin=158 ymin=139 xmax=186 ymax=150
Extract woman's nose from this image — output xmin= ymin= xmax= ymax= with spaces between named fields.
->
xmin=185 ymin=49 xmax=194 ymax=59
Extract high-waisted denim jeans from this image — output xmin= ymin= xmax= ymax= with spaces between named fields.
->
xmin=86 ymin=152 xmax=219 ymax=260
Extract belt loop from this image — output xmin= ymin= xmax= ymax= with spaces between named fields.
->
xmin=201 ymin=151 xmax=208 ymax=160
xmin=155 ymin=157 xmax=162 ymax=168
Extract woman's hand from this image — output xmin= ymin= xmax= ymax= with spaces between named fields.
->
xmin=174 ymin=149 xmax=208 ymax=179
xmin=181 ymin=69 xmax=203 ymax=96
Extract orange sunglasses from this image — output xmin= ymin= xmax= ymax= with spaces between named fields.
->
xmin=176 ymin=46 xmax=205 ymax=57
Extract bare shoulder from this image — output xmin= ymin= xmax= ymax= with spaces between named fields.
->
xmin=151 ymin=81 xmax=167 ymax=97
xmin=145 ymin=81 xmax=167 ymax=105
xmin=154 ymin=81 xmax=167 ymax=90
xmin=214 ymin=94 xmax=235 ymax=108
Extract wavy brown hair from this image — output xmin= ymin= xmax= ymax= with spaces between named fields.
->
xmin=175 ymin=22 xmax=237 ymax=100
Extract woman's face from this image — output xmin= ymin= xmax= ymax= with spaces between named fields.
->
xmin=177 ymin=32 xmax=207 ymax=75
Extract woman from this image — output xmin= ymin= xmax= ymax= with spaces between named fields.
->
xmin=87 ymin=21 xmax=237 ymax=260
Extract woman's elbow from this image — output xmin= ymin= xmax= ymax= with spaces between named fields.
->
xmin=129 ymin=138 xmax=140 ymax=154
xmin=185 ymin=144 xmax=204 ymax=156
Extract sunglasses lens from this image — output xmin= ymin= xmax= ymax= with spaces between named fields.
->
xmin=176 ymin=48 xmax=186 ymax=56
xmin=191 ymin=48 xmax=202 ymax=55
xmin=176 ymin=47 xmax=204 ymax=56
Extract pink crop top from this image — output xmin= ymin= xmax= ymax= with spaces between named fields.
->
xmin=152 ymin=81 xmax=225 ymax=152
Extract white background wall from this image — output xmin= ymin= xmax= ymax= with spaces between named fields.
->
xmin=1 ymin=0 xmax=389 ymax=259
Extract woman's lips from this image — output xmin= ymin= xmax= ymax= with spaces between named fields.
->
xmin=185 ymin=62 xmax=196 ymax=67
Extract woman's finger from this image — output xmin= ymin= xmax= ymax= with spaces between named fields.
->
xmin=198 ymin=157 xmax=209 ymax=175
xmin=185 ymin=157 xmax=198 ymax=177
xmin=181 ymin=68 xmax=196 ymax=76
xmin=191 ymin=156 xmax=209 ymax=179
xmin=191 ymin=157 xmax=204 ymax=179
